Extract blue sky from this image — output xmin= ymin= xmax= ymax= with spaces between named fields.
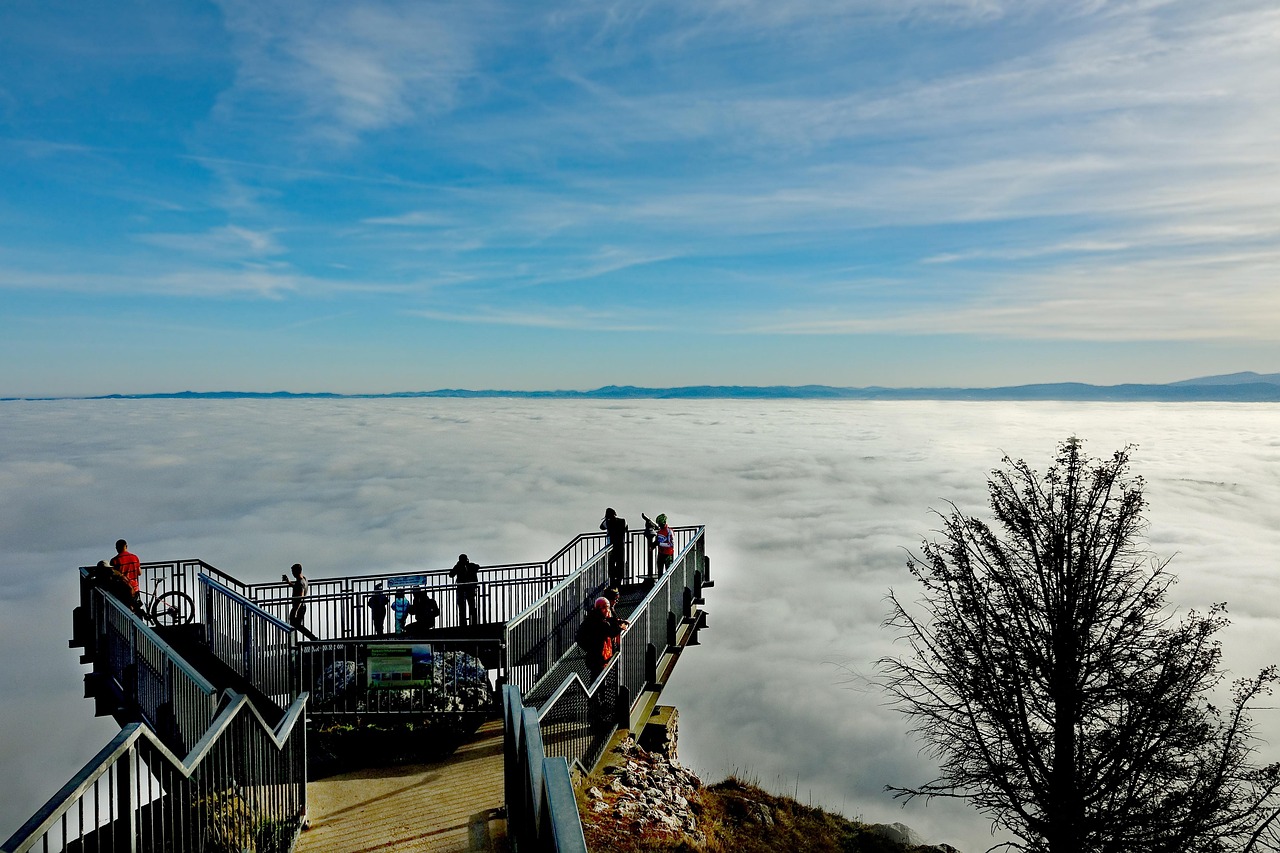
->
xmin=2 ymin=0 xmax=1278 ymax=395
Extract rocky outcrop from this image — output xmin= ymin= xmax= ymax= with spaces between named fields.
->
xmin=580 ymin=707 xmax=965 ymax=853
xmin=584 ymin=736 xmax=705 ymax=844
xmin=872 ymin=822 xmax=924 ymax=847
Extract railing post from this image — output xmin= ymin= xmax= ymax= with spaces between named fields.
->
xmin=114 ymin=744 xmax=138 ymax=853
xmin=164 ymin=657 xmax=173 ymax=716
xmin=243 ymin=609 xmax=254 ymax=685
xmin=343 ymin=579 xmax=352 ymax=638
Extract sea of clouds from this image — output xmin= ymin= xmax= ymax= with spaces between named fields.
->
xmin=2 ymin=399 xmax=1279 ymax=851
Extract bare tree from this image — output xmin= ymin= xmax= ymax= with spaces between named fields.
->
xmin=880 ymin=438 xmax=1280 ymax=853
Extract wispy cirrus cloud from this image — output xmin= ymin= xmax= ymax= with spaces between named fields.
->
xmin=407 ymin=304 xmax=657 ymax=332
xmin=747 ymin=246 xmax=1280 ymax=341
xmin=0 ymin=264 xmax=430 ymax=300
xmin=211 ymin=0 xmax=493 ymax=145
xmin=4 ymin=0 xmax=1280 ymax=391
xmin=136 ymin=224 xmax=284 ymax=259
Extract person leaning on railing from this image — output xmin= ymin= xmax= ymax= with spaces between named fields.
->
xmin=576 ymin=597 xmax=628 ymax=678
xmin=89 ymin=559 xmax=135 ymax=607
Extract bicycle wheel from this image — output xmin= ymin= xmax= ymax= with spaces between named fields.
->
xmin=151 ymin=590 xmax=196 ymax=626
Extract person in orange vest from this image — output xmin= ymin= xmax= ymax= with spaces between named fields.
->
xmin=576 ymin=597 xmax=627 ymax=678
xmin=654 ymin=514 xmax=675 ymax=574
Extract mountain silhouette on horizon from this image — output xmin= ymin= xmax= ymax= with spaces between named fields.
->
xmin=7 ymin=372 xmax=1280 ymax=403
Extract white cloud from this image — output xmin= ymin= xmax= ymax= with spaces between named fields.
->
xmin=3 ymin=400 xmax=1280 ymax=852
xmin=212 ymin=0 xmax=489 ymax=144
xmin=137 ymin=224 xmax=284 ymax=258
xmin=407 ymin=302 xmax=657 ymax=332
xmin=748 ymin=247 xmax=1280 ymax=341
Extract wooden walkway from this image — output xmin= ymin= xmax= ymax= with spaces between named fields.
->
xmin=297 ymin=719 xmax=508 ymax=853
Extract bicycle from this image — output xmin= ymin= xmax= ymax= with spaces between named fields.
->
xmin=137 ymin=574 xmax=196 ymax=626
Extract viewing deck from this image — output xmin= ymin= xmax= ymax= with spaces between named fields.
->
xmin=2 ymin=525 xmax=712 ymax=853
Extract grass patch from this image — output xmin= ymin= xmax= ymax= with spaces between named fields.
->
xmin=581 ymin=772 xmax=928 ymax=853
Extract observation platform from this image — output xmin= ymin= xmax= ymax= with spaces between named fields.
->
xmin=3 ymin=525 xmax=712 ymax=853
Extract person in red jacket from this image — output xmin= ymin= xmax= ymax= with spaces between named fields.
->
xmin=110 ymin=538 xmax=141 ymax=604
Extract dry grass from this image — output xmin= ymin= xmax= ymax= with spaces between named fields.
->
xmin=582 ymin=773 xmax=919 ymax=853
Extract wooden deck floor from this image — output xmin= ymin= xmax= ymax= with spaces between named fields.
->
xmin=297 ymin=719 xmax=507 ymax=853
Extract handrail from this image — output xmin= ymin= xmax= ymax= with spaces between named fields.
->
xmin=2 ymin=690 xmax=309 ymax=853
xmin=200 ymin=573 xmax=292 ymax=631
xmin=83 ymin=575 xmax=219 ymax=695
xmin=505 ymin=544 xmax=608 ymax=627
xmin=503 ymin=686 xmax=588 ymax=853
xmin=523 ymin=528 xmax=706 ymax=774
xmin=505 ymin=525 xmax=699 ymax=631
xmin=200 ymin=574 xmax=298 ymax=710
xmin=79 ymin=579 xmax=221 ymax=756
xmin=241 ymin=530 xmax=612 ymax=606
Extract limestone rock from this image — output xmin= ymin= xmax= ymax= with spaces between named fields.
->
xmin=871 ymin=821 xmax=925 ymax=847
xmin=581 ymin=734 xmax=703 ymax=845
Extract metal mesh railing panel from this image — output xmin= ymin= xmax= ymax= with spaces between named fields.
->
xmin=523 ymin=528 xmax=705 ymax=774
xmin=85 ymin=585 xmax=220 ymax=758
xmin=199 ymin=576 xmax=296 ymax=710
xmin=3 ymin=701 xmax=307 ymax=853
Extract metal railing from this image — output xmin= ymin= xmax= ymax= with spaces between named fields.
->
xmin=78 ymin=581 xmax=221 ymax=758
xmin=200 ymin=575 xmax=297 ymax=711
xmin=1 ymin=692 xmax=308 ymax=853
xmin=240 ymin=532 xmax=619 ymax=641
xmin=300 ymin=637 xmax=502 ymax=719
xmin=530 ymin=528 xmax=707 ymax=774
xmin=33 ymin=527 xmax=708 ymax=853
xmin=504 ymin=526 xmax=703 ymax=700
xmin=247 ymin=576 xmax=556 ymax=642
xmin=502 ymin=686 xmax=587 ymax=853
xmin=504 ymin=549 xmax=612 ymax=699
xmin=120 ymin=559 xmax=250 ymax=611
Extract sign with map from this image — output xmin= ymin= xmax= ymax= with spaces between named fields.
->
xmin=367 ymin=644 xmax=433 ymax=688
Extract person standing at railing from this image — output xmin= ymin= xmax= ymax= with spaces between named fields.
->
xmin=110 ymin=538 xmax=141 ymax=606
xmin=604 ymin=587 xmax=623 ymax=656
xmin=577 ymin=597 xmax=628 ymax=678
xmin=450 ymin=553 xmax=482 ymax=627
xmin=368 ymin=582 xmax=390 ymax=636
xmin=600 ymin=507 xmax=628 ymax=587
xmin=410 ymin=588 xmax=441 ymax=634
xmin=654 ymin=514 xmax=675 ymax=575
xmin=392 ymin=591 xmax=411 ymax=635
xmin=642 ymin=512 xmax=658 ymax=576
xmin=282 ymin=563 xmax=319 ymax=641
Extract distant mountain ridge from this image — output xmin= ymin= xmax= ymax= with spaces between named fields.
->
xmin=1170 ymin=371 xmax=1280 ymax=386
xmin=6 ymin=372 xmax=1280 ymax=402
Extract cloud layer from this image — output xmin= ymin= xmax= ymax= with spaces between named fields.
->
xmin=3 ymin=399 xmax=1280 ymax=850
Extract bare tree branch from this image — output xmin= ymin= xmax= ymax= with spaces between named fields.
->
xmin=877 ymin=438 xmax=1280 ymax=853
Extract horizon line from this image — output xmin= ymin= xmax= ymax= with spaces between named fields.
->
xmin=6 ymin=373 xmax=1280 ymax=403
